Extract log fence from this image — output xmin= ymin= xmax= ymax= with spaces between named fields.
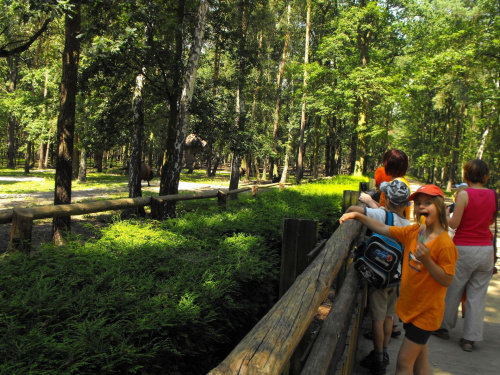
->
xmin=208 ymin=188 xmax=368 ymax=375
xmin=2 ymin=177 xmax=373 ymax=373
xmin=2 ymin=182 xmax=286 ymax=252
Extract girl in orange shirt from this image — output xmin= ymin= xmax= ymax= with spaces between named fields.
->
xmin=341 ymin=185 xmax=458 ymax=375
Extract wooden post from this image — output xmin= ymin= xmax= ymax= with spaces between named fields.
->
xmin=217 ymin=190 xmax=227 ymax=206
xmin=349 ymin=190 xmax=359 ymax=207
xmin=252 ymin=186 xmax=258 ymax=197
xmin=150 ymin=196 xmax=164 ymax=220
xmin=280 ymin=219 xmax=319 ymax=298
xmin=342 ymin=190 xmax=351 ymax=213
xmin=279 ymin=183 xmax=284 ymax=191
xmin=8 ymin=209 xmax=34 ymax=252
xmin=279 ymin=218 xmax=319 ymax=375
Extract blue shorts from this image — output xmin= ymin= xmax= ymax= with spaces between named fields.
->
xmin=403 ymin=322 xmax=431 ymax=345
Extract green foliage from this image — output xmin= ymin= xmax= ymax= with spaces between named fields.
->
xmin=0 ymin=176 xmax=361 ymax=374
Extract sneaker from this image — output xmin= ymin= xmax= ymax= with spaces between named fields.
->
xmin=432 ymin=328 xmax=449 ymax=339
xmin=360 ymin=350 xmax=389 ymax=373
xmin=459 ymin=338 xmax=474 ymax=352
xmin=391 ymin=330 xmax=401 ymax=338
xmin=363 ymin=331 xmax=374 ymax=340
xmin=369 ymin=360 xmax=386 ymax=375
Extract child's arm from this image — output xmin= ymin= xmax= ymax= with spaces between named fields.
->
xmin=339 ymin=211 xmax=392 ymax=238
xmin=414 ymin=242 xmax=454 ymax=287
xmin=358 ymin=192 xmax=379 ymax=209
xmin=345 ymin=205 xmax=365 ymax=214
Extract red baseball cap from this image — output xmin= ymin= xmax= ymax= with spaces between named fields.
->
xmin=408 ymin=184 xmax=445 ymax=201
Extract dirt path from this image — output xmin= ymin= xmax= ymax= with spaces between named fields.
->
xmin=0 ymin=179 xmax=229 ymax=210
xmin=0 ymin=180 xmax=229 ymax=253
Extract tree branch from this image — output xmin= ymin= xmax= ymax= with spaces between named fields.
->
xmin=0 ymin=17 xmax=52 ymax=58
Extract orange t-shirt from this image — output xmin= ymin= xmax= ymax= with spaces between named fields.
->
xmin=389 ymin=224 xmax=458 ymax=331
xmin=375 ymin=167 xmax=391 ymax=188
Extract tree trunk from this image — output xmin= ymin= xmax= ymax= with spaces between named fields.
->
xmin=24 ymin=140 xmax=32 ymax=173
xmin=53 ymin=0 xmax=81 ymax=245
xmin=254 ymin=156 xmax=261 ymax=183
xmin=128 ymin=70 xmax=146 ymax=217
xmin=447 ymin=104 xmax=465 ymax=191
xmin=280 ymin=125 xmax=293 ymax=184
xmin=207 ymin=40 xmax=220 ymax=177
xmin=349 ymin=129 xmax=358 ymax=174
xmin=38 ymin=141 xmax=44 ymax=170
xmin=354 ymin=0 xmax=372 ymax=177
xmin=159 ymin=0 xmax=208 ymax=217
xmin=72 ymin=146 xmax=79 ymax=180
xmin=44 ymin=133 xmax=51 ymax=168
xmin=271 ymin=2 xmax=291 ymax=180
xmin=78 ymin=147 xmax=87 ymax=182
xmin=7 ymin=55 xmax=18 ymax=169
xmin=95 ymin=150 xmax=103 ymax=172
xmin=313 ymin=115 xmax=320 ymax=178
xmin=229 ymin=86 xmax=246 ymax=194
xmin=228 ymin=0 xmax=248 ymax=196
xmin=296 ymin=1 xmax=311 ymax=184
xmin=476 ymin=121 xmax=491 ymax=160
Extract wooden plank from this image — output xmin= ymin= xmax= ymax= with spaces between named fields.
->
xmin=208 ymin=218 xmax=363 ymax=375
xmin=300 ymin=267 xmax=360 ymax=375
xmin=11 ymin=196 xmax=152 ymax=220
xmin=296 ymin=220 xmax=318 ymax=275
xmin=342 ymin=190 xmax=351 ymax=213
xmin=349 ymin=190 xmax=359 ymax=207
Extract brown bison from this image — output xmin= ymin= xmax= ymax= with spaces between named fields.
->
xmin=141 ymin=162 xmax=154 ymax=186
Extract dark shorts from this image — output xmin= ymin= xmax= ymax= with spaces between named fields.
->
xmin=403 ymin=322 xmax=432 ymax=345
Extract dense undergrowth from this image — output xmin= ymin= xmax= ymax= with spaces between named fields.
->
xmin=0 ymin=176 xmax=365 ymax=374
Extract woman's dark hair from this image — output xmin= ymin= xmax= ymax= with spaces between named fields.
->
xmin=463 ymin=159 xmax=489 ymax=184
xmin=383 ymin=149 xmax=408 ymax=178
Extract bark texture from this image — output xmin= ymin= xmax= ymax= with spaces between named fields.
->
xmin=53 ymin=0 xmax=81 ymax=244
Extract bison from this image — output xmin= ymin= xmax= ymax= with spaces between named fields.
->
xmin=141 ymin=162 xmax=154 ymax=186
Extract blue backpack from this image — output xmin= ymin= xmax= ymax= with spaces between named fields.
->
xmin=353 ymin=211 xmax=403 ymax=289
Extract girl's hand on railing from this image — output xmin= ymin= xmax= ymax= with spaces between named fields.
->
xmin=339 ymin=213 xmax=356 ymax=224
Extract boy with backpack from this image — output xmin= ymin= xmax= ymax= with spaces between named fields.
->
xmin=346 ymin=179 xmax=411 ymax=375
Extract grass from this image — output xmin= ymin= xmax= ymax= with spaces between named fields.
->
xmin=0 ymin=174 xmax=365 ymax=374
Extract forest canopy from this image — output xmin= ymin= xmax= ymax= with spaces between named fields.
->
xmin=1 ymin=0 xmax=499 ymax=193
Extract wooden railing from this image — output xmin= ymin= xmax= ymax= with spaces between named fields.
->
xmin=208 ymin=214 xmax=366 ymax=375
xmin=2 ymin=182 xmax=285 ymax=252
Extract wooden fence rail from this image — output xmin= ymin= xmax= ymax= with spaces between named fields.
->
xmin=208 ymin=215 xmax=365 ymax=375
xmin=3 ymin=182 xmax=286 ymax=252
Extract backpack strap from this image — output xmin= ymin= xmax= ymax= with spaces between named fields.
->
xmin=385 ymin=211 xmax=395 ymax=226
